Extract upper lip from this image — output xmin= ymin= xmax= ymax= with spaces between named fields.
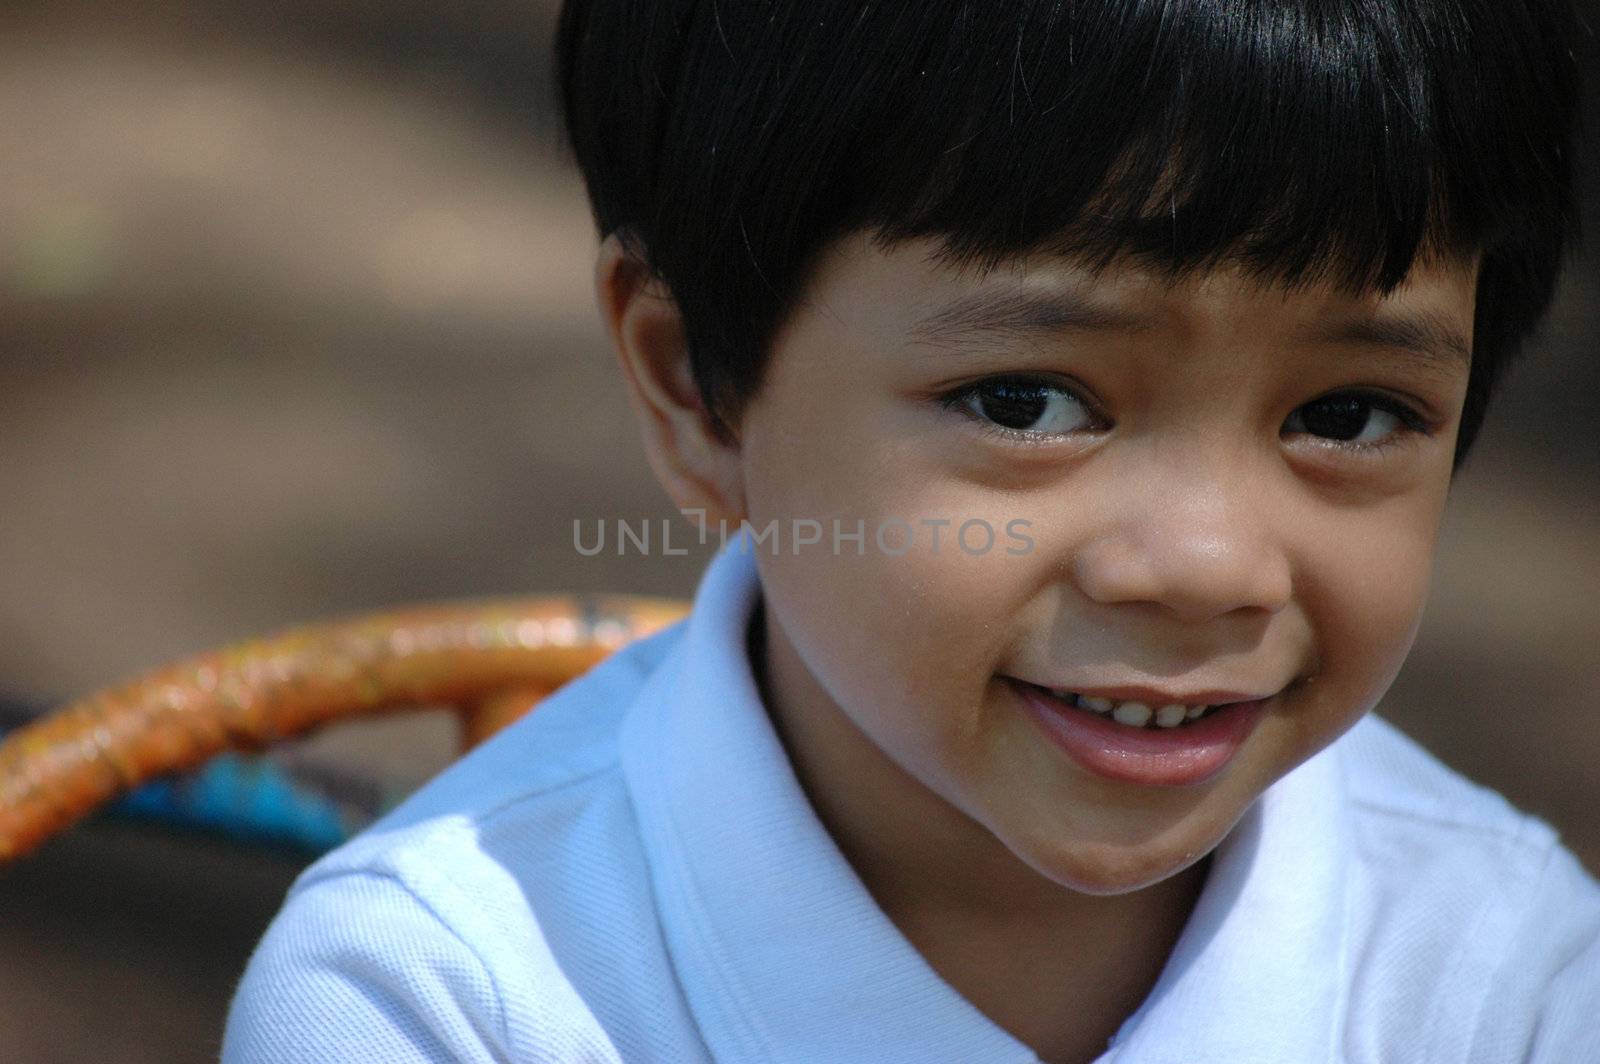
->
xmin=1011 ymin=678 xmax=1282 ymax=706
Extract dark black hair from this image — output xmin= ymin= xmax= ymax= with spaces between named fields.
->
xmin=557 ymin=0 xmax=1584 ymax=470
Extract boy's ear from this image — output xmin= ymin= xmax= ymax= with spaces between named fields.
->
xmin=593 ymin=233 xmax=747 ymax=529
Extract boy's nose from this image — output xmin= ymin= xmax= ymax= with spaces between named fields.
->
xmin=1067 ymin=460 xmax=1293 ymax=624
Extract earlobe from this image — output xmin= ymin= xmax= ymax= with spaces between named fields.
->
xmin=593 ymin=233 xmax=748 ymax=529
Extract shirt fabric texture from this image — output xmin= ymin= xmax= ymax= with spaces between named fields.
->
xmin=222 ymin=536 xmax=1600 ymax=1063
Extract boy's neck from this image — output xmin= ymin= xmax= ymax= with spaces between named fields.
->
xmin=749 ymin=600 xmax=1209 ymax=1063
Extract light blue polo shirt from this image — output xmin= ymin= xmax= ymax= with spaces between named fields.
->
xmin=223 ymin=538 xmax=1600 ymax=1063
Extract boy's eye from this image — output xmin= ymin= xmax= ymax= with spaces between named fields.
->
xmin=944 ymin=377 xmax=1096 ymax=437
xmin=1282 ymin=392 xmax=1426 ymax=449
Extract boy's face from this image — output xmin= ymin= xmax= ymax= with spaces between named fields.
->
xmin=719 ymin=233 xmax=1477 ymax=895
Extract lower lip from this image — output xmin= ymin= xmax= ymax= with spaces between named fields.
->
xmin=1008 ymin=679 xmax=1269 ymax=788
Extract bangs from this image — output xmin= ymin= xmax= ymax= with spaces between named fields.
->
xmin=718 ymin=0 xmax=1572 ymax=297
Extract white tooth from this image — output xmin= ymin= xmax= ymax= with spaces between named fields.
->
xmin=1112 ymin=701 xmax=1152 ymax=727
xmin=1185 ymin=704 xmax=1208 ymax=720
xmin=1080 ymin=695 xmax=1114 ymax=714
xmin=1154 ymin=704 xmax=1187 ymax=728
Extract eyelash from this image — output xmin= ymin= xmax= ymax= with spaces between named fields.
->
xmin=1284 ymin=390 xmax=1434 ymax=456
xmin=936 ymin=375 xmax=1436 ymax=455
xmin=935 ymin=374 xmax=1105 ymax=446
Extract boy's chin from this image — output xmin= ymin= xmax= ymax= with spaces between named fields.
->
xmin=1011 ymin=820 xmax=1227 ymax=897
xmin=1051 ymin=856 xmax=1209 ymax=898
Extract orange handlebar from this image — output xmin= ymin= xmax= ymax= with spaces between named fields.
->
xmin=0 ymin=595 xmax=688 ymax=862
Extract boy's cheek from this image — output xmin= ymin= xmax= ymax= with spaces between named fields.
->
xmin=1291 ymin=525 xmax=1438 ymax=740
xmin=754 ymin=535 xmax=1034 ymax=762
xmin=762 ymin=543 xmax=1020 ymax=681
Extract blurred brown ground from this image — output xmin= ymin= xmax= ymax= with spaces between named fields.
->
xmin=0 ymin=3 xmax=1596 ymax=1062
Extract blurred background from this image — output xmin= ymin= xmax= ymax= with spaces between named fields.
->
xmin=0 ymin=2 xmax=1595 ymax=1061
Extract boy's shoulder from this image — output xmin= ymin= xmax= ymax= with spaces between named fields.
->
xmin=1329 ymin=711 xmax=1600 ymax=1060
xmin=1335 ymin=708 xmax=1596 ymax=917
xmin=1340 ymin=709 xmax=1561 ymax=848
xmin=316 ymin=618 xmax=686 ymax=870
xmin=223 ymin=622 xmax=698 ymax=1063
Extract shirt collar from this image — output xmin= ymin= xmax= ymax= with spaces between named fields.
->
xmin=620 ymin=535 xmax=1352 ymax=1064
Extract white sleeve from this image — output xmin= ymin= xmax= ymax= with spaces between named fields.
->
xmin=1475 ymin=843 xmax=1600 ymax=1064
xmin=1528 ymin=936 xmax=1600 ymax=1062
xmin=221 ymin=870 xmax=509 ymax=1064
xmin=1525 ymin=848 xmax=1600 ymax=1063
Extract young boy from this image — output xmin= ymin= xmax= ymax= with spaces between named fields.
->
xmin=223 ymin=1 xmax=1597 ymax=1061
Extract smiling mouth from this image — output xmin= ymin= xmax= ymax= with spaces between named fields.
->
xmin=1011 ymin=681 xmax=1240 ymax=729
xmin=1005 ymin=678 xmax=1276 ymax=786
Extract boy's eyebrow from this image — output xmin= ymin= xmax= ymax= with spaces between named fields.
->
xmin=907 ymin=289 xmax=1472 ymax=371
xmin=908 ymin=288 xmax=1161 ymax=347
xmin=1296 ymin=311 xmax=1473 ymax=372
